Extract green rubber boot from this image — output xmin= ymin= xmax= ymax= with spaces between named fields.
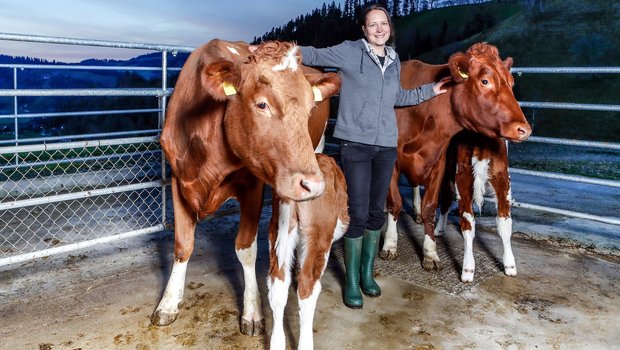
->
xmin=361 ymin=229 xmax=382 ymax=297
xmin=343 ymin=236 xmax=363 ymax=309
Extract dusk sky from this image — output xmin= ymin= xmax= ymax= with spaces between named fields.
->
xmin=0 ymin=0 xmax=344 ymax=62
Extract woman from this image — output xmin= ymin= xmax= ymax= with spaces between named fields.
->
xmin=300 ymin=3 xmax=449 ymax=309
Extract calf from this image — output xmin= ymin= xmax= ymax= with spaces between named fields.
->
xmin=268 ymin=154 xmax=349 ymax=350
xmin=380 ymin=43 xmax=531 ymax=272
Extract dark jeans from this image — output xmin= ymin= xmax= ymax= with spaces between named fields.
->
xmin=340 ymin=141 xmax=397 ymax=238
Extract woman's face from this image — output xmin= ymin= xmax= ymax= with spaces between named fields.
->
xmin=362 ymin=9 xmax=390 ymax=49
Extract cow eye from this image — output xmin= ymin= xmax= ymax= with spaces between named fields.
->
xmin=256 ymin=102 xmax=268 ymax=110
xmin=481 ymin=79 xmax=489 ymax=85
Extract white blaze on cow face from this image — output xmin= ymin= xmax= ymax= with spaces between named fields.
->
xmin=272 ymin=46 xmax=300 ymax=72
xmin=227 ymin=46 xmax=240 ymax=55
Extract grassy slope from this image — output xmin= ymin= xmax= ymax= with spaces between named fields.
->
xmin=396 ymin=0 xmax=619 ymax=142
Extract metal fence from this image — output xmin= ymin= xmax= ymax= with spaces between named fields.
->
xmin=0 ymin=33 xmax=193 ymax=266
xmin=509 ymin=66 xmax=620 ymax=226
xmin=0 ymin=33 xmax=618 ymax=267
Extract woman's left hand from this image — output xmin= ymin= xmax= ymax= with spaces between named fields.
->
xmin=433 ymin=76 xmax=452 ymax=95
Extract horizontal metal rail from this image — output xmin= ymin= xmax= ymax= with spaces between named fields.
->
xmin=0 ymin=131 xmax=159 ymax=146
xmin=0 ymin=88 xmax=172 ymax=97
xmin=0 ymin=136 xmax=158 ymax=154
xmin=519 ymin=101 xmax=620 ymax=112
xmin=509 ymin=168 xmax=620 ymax=188
xmin=0 ymin=63 xmax=181 ymax=71
xmin=0 ymin=225 xmax=165 ymax=267
xmin=512 ymin=67 xmax=620 ymax=74
xmin=525 ymin=136 xmax=620 ymax=150
xmin=482 ymin=196 xmax=620 ymax=226
xmin=0 ymin=32 xmax=194 ymax=53
xmin=0 ymin=108 xmax=161 ymax=120
xmin=513 ymin=201 xmax=620 ymax=226
xmin=0 ymin=181 xmax=162 ymax=211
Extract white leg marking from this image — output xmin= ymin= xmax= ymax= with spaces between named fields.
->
xmin=497 ymin=216 xmax=517 ymax=276
xmin=268 ymin=277 xmax=290 ymax=350
xmin=472 ymin=156 xmax=490 ymax=211
xmin=382 ymin=213 xmax=399 ymax=254
xmin=275 ymin=201 xmax=292 ymax=270
xmin=236 ymin=236 xmax=263 ymax=324
xmin=434 ymin=211 xmax=449 ymax=237
xmin=423 ymin=234 xmax=439 ymax=262
xmin=269 ymin=217 xmax=299 ymax=350
xmin=461 ymin=212 xmax=476 ymax=282
xmin=155 ymin=260 xmax=188 ymax=315
xmin=298 ymin=281 xmax=322 ymax=350
xmin=413 ymin=185 xmax=422 ymax=217
xmin=332 ymin=218 xmax=348 ymax=242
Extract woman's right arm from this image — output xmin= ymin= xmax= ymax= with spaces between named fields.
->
xmin=300 ymin=42 xmax=349 ymax=68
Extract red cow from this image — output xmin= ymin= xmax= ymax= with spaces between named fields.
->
xmin=268 ymin=153 xmax=349 ymax=350
xmin=391 ymin=132 xmax=516 ymax=282
xmin=152 ymin=39 xmax=340 ymax=336
xmin=380 ymin=43 xmax=531 ymax=273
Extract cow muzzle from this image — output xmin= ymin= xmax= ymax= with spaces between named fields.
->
xmin=281 ymin=171 xmax=325 ymax=201
xmin=503 ymin=121 xmax=532 ymax=142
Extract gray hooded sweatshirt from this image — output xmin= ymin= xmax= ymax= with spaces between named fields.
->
xmin=301 ymin=39 xmax=435 ymax=147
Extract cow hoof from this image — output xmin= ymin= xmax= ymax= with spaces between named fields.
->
xmin=505 ymin=266 xmax=517 ymax=276
xmin=150 ymin=310 xmax=178 ymax=326
xmin=461 ymin=270 xmax=475 ymax=283
xmin=379 ymin=250 xmax=398 ymax=260
xmin=422 ymin=257 xmax=441 ymax=271
xmin=240 ymin=318 xmax=264 ymax=336
xmin=414 ymin=214 xmax=423 ymax=224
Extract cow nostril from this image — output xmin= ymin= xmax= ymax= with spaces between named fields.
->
xmin=300 ymin=179 xmax=311 ymax=193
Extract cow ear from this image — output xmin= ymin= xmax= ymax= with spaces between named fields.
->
xmin=304 ymin=72 xmax=341 ymax=101
xmin=201 ymin=60 xmax=241 ymax=101
xmin=448 ymin=52 xmax=470 ymax=83
xmin=503 ymin=57 xmax=514 ymax=70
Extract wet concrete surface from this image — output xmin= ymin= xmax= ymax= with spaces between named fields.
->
xmin=1 ymin=205 xmax=619 ymax=350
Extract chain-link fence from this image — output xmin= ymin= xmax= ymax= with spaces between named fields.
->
xmin=0 ymin=137 xmax=167 ymax=265
xmin=0 ymin=33 xmax=196 ymax=266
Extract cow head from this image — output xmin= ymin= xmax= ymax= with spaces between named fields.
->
xmin=448 ymin=43 xmax=532 ymax=142
xmin=200 ymin=41 xmax=340 ymax=201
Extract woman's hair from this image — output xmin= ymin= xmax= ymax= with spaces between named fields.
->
xmin=360 ymin=3 xmax=395 ymax=46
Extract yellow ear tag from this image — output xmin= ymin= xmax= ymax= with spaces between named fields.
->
xmin=312 ymin=86 xmax=323 ymax=102
xmin=222 ymin=82 xmax=237 ymax=96
xmin=458 ymin=67 xmax=469 ymax=79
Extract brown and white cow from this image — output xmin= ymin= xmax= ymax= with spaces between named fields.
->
xmin=268 ymin=153 xmax=349 ymax=350
xmin=380 ymin=43 xmax=531 ymax=273
xmin=403 ymin=131 xmax=516 ymax=282
xmin=152 ymin=39 xmax=340 ymax=335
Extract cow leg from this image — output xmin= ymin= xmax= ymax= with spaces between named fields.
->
xmin=235 ymin=181 xmax=265 ymax=336
xmin=434 ymin=176 xmax=454 ymax=237
xmin=268 ymin=201 xmax=297 ymax=350
xmin=421 ymin=167 xmax=445 ymax=271
xmin=412 ymin=185 xmax=423 ymax=224
xmin=380 ymin=167 xmax=402 ymax=260
xmin=297 ymin=232 xmax=331 ymax=350
xmin=456 ymin=159 xmax=484 ymax=282
xmin=489 ymin=168 xmax=517 ymax=276
xmin=152 ymin=177 xmax=197 ymax=326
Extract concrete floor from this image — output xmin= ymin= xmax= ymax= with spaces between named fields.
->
xmin=1 ymin=207 xmax=619 ymax=350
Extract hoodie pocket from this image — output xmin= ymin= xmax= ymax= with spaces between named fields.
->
xmin=355 ymin=101 xmax=378 ymax=133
